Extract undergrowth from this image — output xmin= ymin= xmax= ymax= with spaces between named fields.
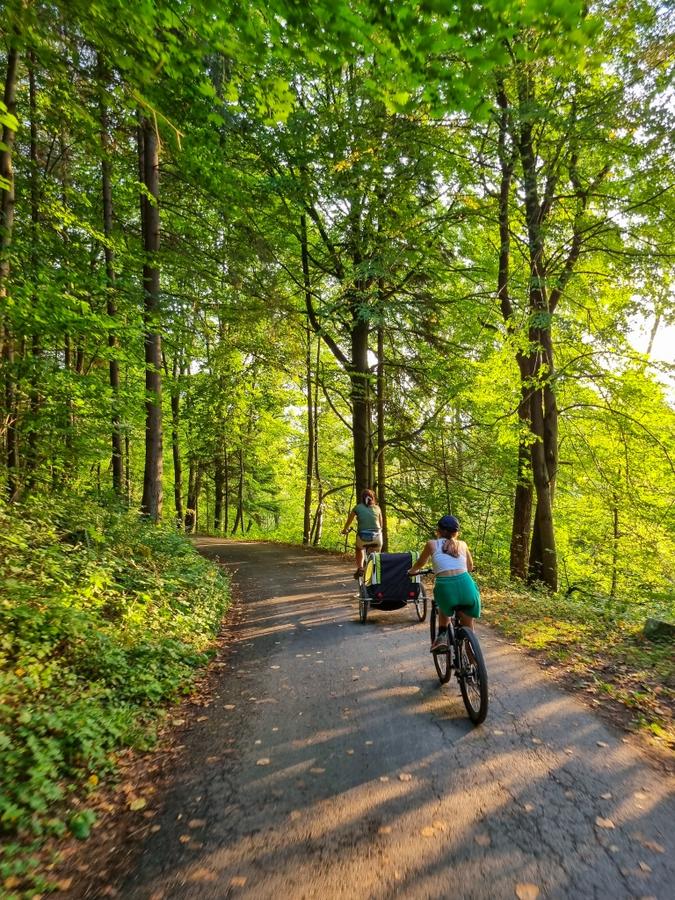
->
xmin=479 ymin=580 xmax=674 ymax=751
xmin=0 ymin=495 xmax=229 ymax=896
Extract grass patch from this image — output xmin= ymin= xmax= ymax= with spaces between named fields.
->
xmin=0 ymin=495 xmax=229 ymax=897
xmin=480 ymin=581 xmax=674 ymax=751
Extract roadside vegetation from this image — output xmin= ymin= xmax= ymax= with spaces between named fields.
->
xmin=0 ymin=496 xmax=229 ymax=896
xmin=479 ymin=578 xmax=674 ymax=752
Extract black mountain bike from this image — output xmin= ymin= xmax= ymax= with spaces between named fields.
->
xmin=422 ymin=570 xmax=488 ymax=725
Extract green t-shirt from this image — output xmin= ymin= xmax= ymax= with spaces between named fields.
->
xmin=354 ymin=502 xmax=380 ymax=532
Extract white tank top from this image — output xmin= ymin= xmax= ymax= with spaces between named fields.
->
xmin=431 ymin=538 xmax=467 ymax=574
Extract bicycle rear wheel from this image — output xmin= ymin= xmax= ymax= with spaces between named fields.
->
xmin=414 ymin=583 xmax=428 ymax=622
xmin=358 ymin=582 xmax=369 ymax=624
xmin=457 ymin=627 xmax=488 ymax=724
xmin=429 ymin=602 xmax=451 ymax=683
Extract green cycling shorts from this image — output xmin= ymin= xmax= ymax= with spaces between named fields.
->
xmin=433 ymin=572 xmax=481 ymax=619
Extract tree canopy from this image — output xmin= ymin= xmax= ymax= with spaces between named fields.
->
xmin=0 ymin=0 xmax=673 ymax=602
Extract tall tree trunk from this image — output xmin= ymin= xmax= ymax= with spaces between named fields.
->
xmin=610 ymin=490 xmax=619 ymax=600
xmin=223 ymin=446 xmax=230 ymax=534
xmin=25 ymin=53 xmax=41 ymax=489
xmin=1 ymin=46 xmax=19 ymax=500
xmin=139 ymin=117 xmax=163 ymax=520
xmin=185 ymin=460 xmax=202 ymax=533
xmin=303 ymin=327 xmax=314 ymax=545
xmin=169 ymin=355 xmax=183 ymax=524
xmin=99 ymin=64 xmax=124 ymax=497
xmin=496 ymin=77 xmax=534 ymax=580
xmin=376 ymin=318 xmax=388 ymax=550
xmin=517 ymin=72 xmax=557 ymax=591
xmin=350 ymin=309 xmax=370 ymax=496
xmin=510 ymin=381 xmax=534 ymax=579
xmin=214 ymin=451 xmax=225 ymax=533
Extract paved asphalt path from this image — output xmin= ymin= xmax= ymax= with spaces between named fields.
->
xmin=118 ymin=541 xmax=674 ymax=900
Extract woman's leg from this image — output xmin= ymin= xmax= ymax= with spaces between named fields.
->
xmin=355 ymin=546 xmax=365 ymax=570
xmin=457 ymin=611 xmax=473 ymax=629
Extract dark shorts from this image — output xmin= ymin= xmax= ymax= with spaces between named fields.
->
xmin=434 ymin=573 xmax=481 ymax=618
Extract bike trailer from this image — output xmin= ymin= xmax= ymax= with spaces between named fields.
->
xmin=365 ymin=551 xmax=421 ymax=609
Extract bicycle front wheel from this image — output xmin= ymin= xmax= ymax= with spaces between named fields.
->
xmin=414 ymin=583 xmax=428 ymax=622
xmin=429 ymin=602 xmax=451 ymax=684
xmin=457 ymin=628 xmax=488 ymax=724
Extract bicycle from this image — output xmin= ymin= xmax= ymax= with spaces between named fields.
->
xmin=420 ymin=569 xmax=488 ymax=725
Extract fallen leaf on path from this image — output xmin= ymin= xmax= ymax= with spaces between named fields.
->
xmin=310 ymin=767 xmax=326 ymax=774
xmin=474 ymin=834 xmax=491 ymax=847
xmin=515 ymin=884 xmax=539 ymax=900
xmin=179 ymin=834 xmax=191 ymax=843
xmin=596 ymin=741 xmax=608 ymax=748
xmin=432 ymin=820 xmax=446 ymax=832
xmin=56 ymin=878 xmax=73 ymax=891
xmin=224 ymin=704 xmax=236 ymax=710
xmin=523 ymin=803 xmax=535 ymax=813
xmin=531 ymin=738 xmax=542 ymax=745
xmin=188 ymin=819 xmax=206 ymax=829
xmin=190 ymin=868 xmax=216 ymax=883
xmin=365 ymin=740 xmax=373 ymax=745
xmin=601 ymin=792 xmax=612 ymax=800
xmin=564 ymin=748 xmax=574 ymax=755
xmin=256 ymin=758 xmax=270 ymax=766
xmin=150 ymin=824 xmax=161 ymax=833
xmin=271 ymin=665 xmax=280 ymax=670
xmin=640 ymin=839 xmax=665 ymax=853
xmin=493 ymin=729 xmax=504 ymax=735
xmin=289 ymin=811 xmax=301 ymax=821
xmin=378 ymin=825 xmax=392 ymax=834
xmin=634 ymin=791 xmax=648 ymax=800
xmin=379 ymin=776 xmax=389 ymax=782
xmin=639 ymin=862 xmax=652 ymax=873
xmin=352 ymin=675 xmax=360 ymax=681
xmin=595 ymin=817 xmax=615 ymax=829
xmin=230 ymin=876 xmax=247 ymax=888
xmin=346 ymin=749 xmax=355 ymax=755
xmin=399 ymin=773 xmax=412 ymax=782
xmin=128 ymin=797 xmax=147 ymax=811
xmin=197 ymin=716 xmax=208 ymax=722
xmin=421 ymin=826 xmax=435 ymax=837
xmin=172 ymin=718 xmax=185 ymax=726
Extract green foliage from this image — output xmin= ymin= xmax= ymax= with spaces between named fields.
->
xmin=0 ymin=495 xmax=229 ymax=841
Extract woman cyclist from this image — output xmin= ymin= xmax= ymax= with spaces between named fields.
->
xmin=408 ymin=514 xmax=480 ymax=651
xmin=341 ymin=489 xmax=383 ymax=579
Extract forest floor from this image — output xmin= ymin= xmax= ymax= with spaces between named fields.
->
xmin=52 ymin=540 xmax=674 ymax=900
xmin=479 ymin=584 xmax=675 ymax=756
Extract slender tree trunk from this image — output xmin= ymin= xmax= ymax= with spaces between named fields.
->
xmin=517 ymin=74 xmax=557 ymax=591
xmin=610 ymin=491 xmax=619 ymax=599
xmin=303 ymin=327 xmax=314 ymax=544
xmin=496 ymin=77 xmax=534 ymax=580
xmin=169 ymin=355 xmax=183 ymax=524
xmin=350 ymin=309 xmax=370 ymax=496
xmin=184 ymin=460 xmax=202 ymax=533
xmin=139 ymin=117 xmax=163 ymax=520
xmin=99 ymin=63 xmax=124 ymax=497
xmin=223 ymin=446 xmax=229 ymax=534
xmin=510 ymin=353 xmax=534 ymax=578
xmin=1 ymin=46 xmax=19 ymax=500
xmin=25 ymin=54 xmax=41 ymax=489
xmin=376 ymin=318 xmax=388 ymax=550
xmin=214 ymin=452 xmax=224 ymax=533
